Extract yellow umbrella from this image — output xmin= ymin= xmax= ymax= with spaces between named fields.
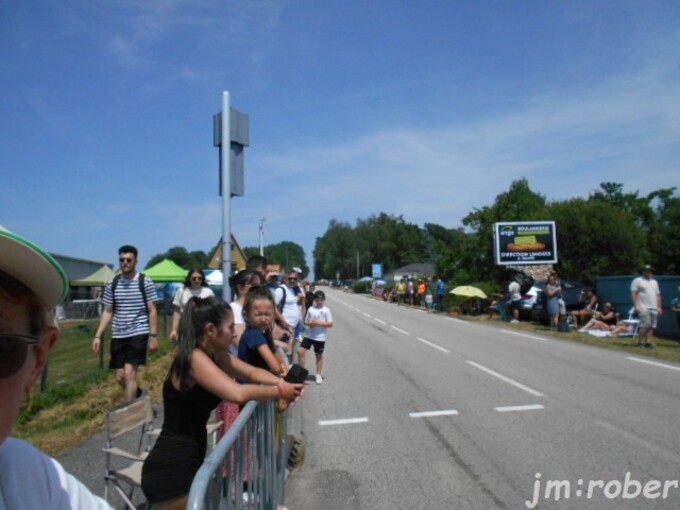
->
xmin=449 ymin=285 xmax=488 ymax=299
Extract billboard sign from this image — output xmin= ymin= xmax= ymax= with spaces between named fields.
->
xmin=372 ymin=263 xmax=383 ymax=279
xmin=494 ymin=221 xmax=557 ymax=265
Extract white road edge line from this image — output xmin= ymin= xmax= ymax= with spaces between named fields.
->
xmin=495 ymin=405 xmax=545 ymax=412
xmin=626 ymin=356 xmax=680 ymax=372
xmin=501 ymin=329 xmax=547 ymax=342
xmin=391 ymin=325 xmax=410 ymax=335
xmin=466 ymin=360 xmax=545 ymax=397
xmin=409 ymin=410 xmax=459 ymax=418
xmin=319 ymin=418 xmax=369 ymax=426
xmin=416 ymin=337 xmax=450 ymax=353
xmin=374 ymin=318 xmax=387 ymax=325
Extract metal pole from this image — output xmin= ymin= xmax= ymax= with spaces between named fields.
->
xmin=259 ymin=218 xmax=265 ymax=256
xmin=221 ymin=92 xmax=232 ymax=302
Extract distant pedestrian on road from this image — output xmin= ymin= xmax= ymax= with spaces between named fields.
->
xmin=170 ymin=268 xmax=214 ymax=343
xmin=631 ymin=264 xmax=662 ymax=348
xmin=92 ymin=245 xmax=159 ymax=402
xmin=0 ymin=225 xmax=113 ymax=509
xmin=300 ymin=290 xmax=334 ymax=384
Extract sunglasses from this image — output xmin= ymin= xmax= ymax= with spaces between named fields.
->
xmin=191 ymin=276 xmax=204 ymax=281
xmin=0 ymin=334 xmax=40 ymax=379
xmin=287 ymin=277 xmax=298 ymax=282
xmin=119 ymin=257 xmax=135 ymax=264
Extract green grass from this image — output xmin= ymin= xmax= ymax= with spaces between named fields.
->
xmin=464 ymin=314 xmax=680 ymax=362
xmin=14 ymin=319 xmax=175 ymax=455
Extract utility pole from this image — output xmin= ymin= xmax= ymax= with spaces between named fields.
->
xmin=258 ymin=218 xmax=265 ymax=256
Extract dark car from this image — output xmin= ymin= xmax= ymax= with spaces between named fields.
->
xmin=530 ymin=279 xmax=585 ymax=324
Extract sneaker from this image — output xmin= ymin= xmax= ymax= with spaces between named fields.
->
xmin=510 ymin=319 xmax=519 ymax=324
xmin=315 ymin=374 xmax=323 ymax=385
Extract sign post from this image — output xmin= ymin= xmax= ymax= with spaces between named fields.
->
xmin=213 ymin=92 xmax=249 ymax=301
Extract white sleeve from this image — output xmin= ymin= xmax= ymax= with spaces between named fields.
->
xmin=0 ymin=438 xmax=113 ymax=510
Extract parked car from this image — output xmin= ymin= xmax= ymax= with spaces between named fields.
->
xmin=530 ymin=278 xmax=585 ymax=323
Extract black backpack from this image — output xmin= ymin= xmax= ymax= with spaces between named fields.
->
xmin=111 ymin=273 xmax=149 ymax=315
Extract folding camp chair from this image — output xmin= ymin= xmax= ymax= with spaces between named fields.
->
xmin=103 ymin=392 xmax=157 ymax=510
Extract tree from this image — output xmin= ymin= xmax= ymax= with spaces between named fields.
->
xmin=544 ymin=198 xmax=647 ymax=283
xmin=145 ymin=246 xmax=209 ymax=270
xmin=461 ymin=178 xmax=547 ymax=281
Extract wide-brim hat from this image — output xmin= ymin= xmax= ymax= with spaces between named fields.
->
xmin=0 ymin=225 xmax=69 ymax=307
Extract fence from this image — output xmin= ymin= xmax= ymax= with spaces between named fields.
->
xmin=187 ymin=398 xmax=288 ymax=509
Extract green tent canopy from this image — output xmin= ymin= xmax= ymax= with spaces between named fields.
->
xmin=143 ymin=258 xmax=188 ymax=282
xmin=70 ymin=265 xmax=116 ymax=286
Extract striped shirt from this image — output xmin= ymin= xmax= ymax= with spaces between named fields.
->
xmin=102 ymin=274 xmax=158 ymax=338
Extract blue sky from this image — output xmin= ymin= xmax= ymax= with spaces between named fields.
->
xmin=2 ymin=1 xmax=679 ymax=273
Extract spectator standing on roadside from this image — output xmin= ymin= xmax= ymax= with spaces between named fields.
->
xmin=395 ymin=278 xmax=407 ymax=306
xmin=170 ymin=268 xmax=214 ymax=343
xmin=246 ymin=255 xmax=268 ymax=281
xmin=545 ymin=273 xmax=562 ymax=332
xmin=300 ymin=290 xmax=334 ymax=384
xmin=407 ymin=278 xmax=415 ymax=306
xmin=671 ymin=286 xmax=680 ymax=340
xmin=92 ymin=245 xmax=159 ymax=402
xmin=508 ymin=277 xmax=521 ymax=323
xmin=275 ymin=268 xmax=305 ymax=355
xmin=0 ymin=225 xmax=113 ymax=509
xmin=435 ymin=276 xmax=446 ymax=312
xmin=631 ymin=264 xmax=663 ymax=349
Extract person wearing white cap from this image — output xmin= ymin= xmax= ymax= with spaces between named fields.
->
xmin=0 ymin=225 xmax=112 ymax=509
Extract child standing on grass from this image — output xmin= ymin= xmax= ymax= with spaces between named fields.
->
xmin=299 ymin=290 xmax=334 ymax=384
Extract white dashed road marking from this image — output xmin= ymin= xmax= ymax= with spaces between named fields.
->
xmin=391 ymin=325 xmax=410 ymax=335
xmin=495 ymin=405 xmax=545 ymax=412
xmin=409 ymin=410 xmax=459 ymax=418
xmin=415 ymin=337 xmax=450 ymax=353
xmin=319 ymin=418 xmax=369 ymax=426
xmin=466 ymin=360 xmax=545 ymax=397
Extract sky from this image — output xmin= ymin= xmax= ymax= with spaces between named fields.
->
xmin=1 ymin=1 xmax=679 ymax=274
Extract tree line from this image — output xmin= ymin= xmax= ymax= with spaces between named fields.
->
xmin=313 ymin=179 xmax=679 ymax=287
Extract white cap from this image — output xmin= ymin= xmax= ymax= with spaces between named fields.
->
xmin=0 ymin=225 xmax=69 ymax=307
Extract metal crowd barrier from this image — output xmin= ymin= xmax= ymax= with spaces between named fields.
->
xmin=187 ymin=398 xmax=289 ymax=510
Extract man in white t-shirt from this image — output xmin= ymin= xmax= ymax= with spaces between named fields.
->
xmin=631 ymin=264 xmax=662 ymax=348
xmin=274 ymin=269 xmax=305 ymax=354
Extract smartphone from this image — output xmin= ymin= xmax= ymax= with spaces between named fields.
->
xmin=284 ymin=363 xmax=308 ymax=384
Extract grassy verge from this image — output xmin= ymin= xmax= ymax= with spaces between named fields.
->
xmin=14 ymin=320 xmax=175 ymax=456
xmin=461 ymin=313 xmax=680 ymax=362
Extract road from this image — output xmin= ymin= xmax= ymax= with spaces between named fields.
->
xmin=284 ymin=288 xmax=680 ymax=510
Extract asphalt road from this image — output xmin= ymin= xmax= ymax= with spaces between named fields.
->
xmin=284 ymin=288 xmax=680 ymax=510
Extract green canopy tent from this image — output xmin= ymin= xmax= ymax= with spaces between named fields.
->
xmin=143 ymin=258 xmax=188 ymax=282
xmin=70 ymin=264 xmax=116 ymax=286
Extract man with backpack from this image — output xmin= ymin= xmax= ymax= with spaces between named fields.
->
xmin=92 ymin=245 xmax=158 ymax=401
xmin=274 ymin=268 xmax=305 ymax=356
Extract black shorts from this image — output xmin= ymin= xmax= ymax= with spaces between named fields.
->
xmin=110 ymin=334 xmax=149 ymax=369
xmin=300 ymin=337 xmax=326 ymax=354
xmin=510 ymin=299 xmax=521 ymax=311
